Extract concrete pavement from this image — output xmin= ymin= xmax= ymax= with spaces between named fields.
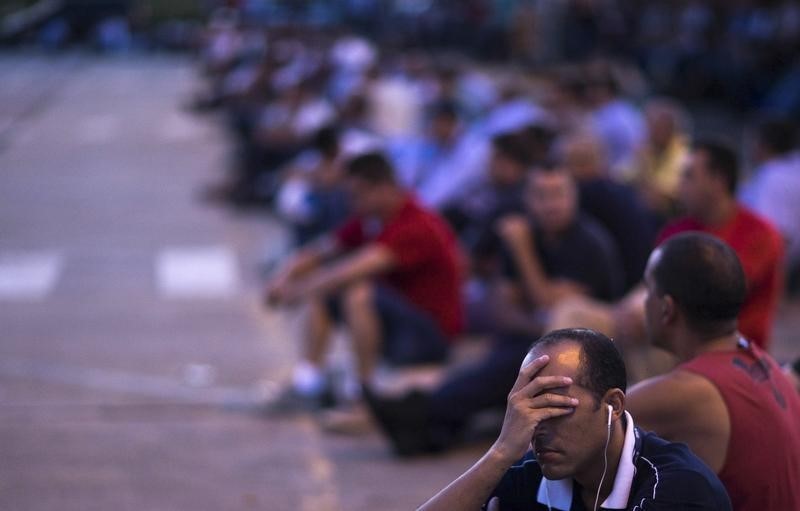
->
xmin=0 ymin=52 xmax=483 ymax=511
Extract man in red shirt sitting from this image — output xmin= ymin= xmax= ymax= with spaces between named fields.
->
xmin=265 ymin=152 xmax=463 ymax=409
xmin=655 ymin=140 xmax=784 ymax=348
xmin=550 ymin=140 xmax=784 ymax=365
xmin=628 ymin=232 xmax=800 ymax=511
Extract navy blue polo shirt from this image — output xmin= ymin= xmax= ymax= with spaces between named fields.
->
xmin=501 ymin=215 xmax=625 ymax=302
xmin=485 ymin=412 xmax=731 ymax=510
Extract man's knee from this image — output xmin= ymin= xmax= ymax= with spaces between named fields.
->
xmin=548 ymin=295 xmax=614 ymax=335
xmin=342 ymin=280 xmax=375 ymax=313
xmin=304 ymin=296 xmax=330 ymax=318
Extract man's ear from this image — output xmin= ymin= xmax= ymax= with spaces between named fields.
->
xmin=662 ymin=294 xmax=677 ymax=325
xmin=604 ymin=389 xmax=625 ymax=423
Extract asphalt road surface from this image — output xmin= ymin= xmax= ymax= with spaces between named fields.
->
xmin=1 ymin=52 xmax=798 ymax=511
xmin=0 ymin=53 xmax=486 ymax=511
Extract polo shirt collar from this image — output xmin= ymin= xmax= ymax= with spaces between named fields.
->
xmin=535 ymin=411 xmax=637 ymax=510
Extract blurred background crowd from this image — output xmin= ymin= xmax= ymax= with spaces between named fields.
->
xmin=6 ymin=0 xmax=799 ymax=456
xmin=179 ymin=0 xmax=800 ymax=453
xmin=179 ymin=0 xmax=800 ymax=280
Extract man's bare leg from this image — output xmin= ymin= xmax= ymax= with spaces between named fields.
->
xmin=291 ymin=298 xmax=333 ymax=396
xmin=342 ymin=281 xmax=382 ymax=382
xmin=304 ymin=297 xmax=333 ymax=365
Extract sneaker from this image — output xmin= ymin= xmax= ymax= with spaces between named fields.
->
xmin=259 ymin=385 xmax=336 ymax=417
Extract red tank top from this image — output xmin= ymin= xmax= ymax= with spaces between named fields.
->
xmin=680 ymin=339 xmax=800 ymax=511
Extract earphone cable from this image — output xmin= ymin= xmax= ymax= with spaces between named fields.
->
xmin=593 ymin=419 xmax=612 ymax=511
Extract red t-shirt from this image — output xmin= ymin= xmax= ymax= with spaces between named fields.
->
xmin=680 ymin=342 xmax=800 ymax=511
xmin=656 ymin=206 xmax=784 ymax=348
xmin=335 ymin=196 xmax=464 ymax=338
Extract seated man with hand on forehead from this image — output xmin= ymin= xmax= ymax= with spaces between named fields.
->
xmin=418 ymin=328 xmax=731 ymax=511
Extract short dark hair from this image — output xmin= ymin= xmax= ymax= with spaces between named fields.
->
xmin=651 ymin=232 xmax=746 ymax=335
xmin=346 ymin=152 xmax=396 ymax=185
xmin=756 ymin=117 xmax=798 ymax=156
xmin=693 ymin=139 xmax=739 ymax=194
xmin=312 ymin=125 xmax=340 ymax=157
xmin=529 ymin=328 xmax=626 ymax=407
xmin=528 ymin=164 xmax=575 ymax=187
xmin=493 ymin=133 xmax=531 ymax=167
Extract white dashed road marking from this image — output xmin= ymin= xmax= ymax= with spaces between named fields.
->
xmin=160 ymin=111 xmax=208 ymax=142
xmin=156 ymin=246 xmax=239 ymax=299
xmin=0 ymin=251 xmax=62 ymax=300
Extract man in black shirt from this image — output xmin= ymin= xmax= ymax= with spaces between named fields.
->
xmin=365 ymin=168 xmax=624 ymax=455
xmin=416 ymin=328 xmax=731 ymax=511
xmin=492 ymin=165 xmax=624 ymax=333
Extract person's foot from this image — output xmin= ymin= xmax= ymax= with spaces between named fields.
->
xmin=259 ymin=385 xmax=336 ymax=417
xmin=363 ymin=386 xmax=452 ymax=456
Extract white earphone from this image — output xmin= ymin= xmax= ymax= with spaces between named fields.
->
xmin=594 ymin=404 xmax=614 ymax=511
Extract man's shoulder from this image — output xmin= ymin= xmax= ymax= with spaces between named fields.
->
xmin=733 ymin=205 xmax=783 ymax=244
xmin=632 ymin=430 xmax=731 ymax=510
xmin=627 ymin=370 xmax=724 ymax=441
xmin=573 ymin=215 xmax=617 ymax=249
xmin=386 ymin=197 xmax=452 ymax=236
xmin=631 ymin=369 xmax=720 ymax=402
xmin=656 ymin=217 xmax=701 ymax=244
xmin=637 ymin=428 xmax=704 ymax=466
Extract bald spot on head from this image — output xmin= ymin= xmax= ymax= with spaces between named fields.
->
xmin=525 ymin=328 xmax=627 ymax=407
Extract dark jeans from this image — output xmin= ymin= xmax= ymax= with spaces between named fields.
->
xmin=328 ymin=284 xmax=450 ymax=367
xmin=426 ymin=333 xmax=533 ymax=428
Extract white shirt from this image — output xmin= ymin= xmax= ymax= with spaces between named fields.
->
xmin=590 ymin=100 xmax=645 ymax=175
xmin=740 ymin=152 xmax=800 ymax=259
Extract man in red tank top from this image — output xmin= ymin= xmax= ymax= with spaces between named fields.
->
xmin=627 ymin=232 xmax=800 ymax=510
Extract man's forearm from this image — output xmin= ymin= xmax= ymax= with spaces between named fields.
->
xmin=507 ymin=241 xmax=555 ymax=308
xmin=417 ymin=447 xmax=514 ymax=511
xmin=292 ymin=259 xmax=360 ymax=298
xmin=278 ymin=236 xmax=339 ymax=281
xmin=292 ymin=245 xmax=395 ymax=300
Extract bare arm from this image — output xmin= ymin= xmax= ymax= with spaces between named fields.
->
xmin=417 ymin=449 xmax=515 ymax=511
xmin=283 ymin=244 xmax=396 ymax=303
xmin=265 ymin=235 xmax=341 ymax=304
xmin=418 ymin=355 xmax=579 ymax=511
xmin=490 ymin=280 xmax=543 ymax=335
xmin=609 ymin=285 xmax=647 ymax=346
xmin=497 ymin=215 xmax=584 ymax=308
xmin=627 ymin=370 xmax=729 ymax=472
xmin=280 ymin=235 xmax=340 ymax=279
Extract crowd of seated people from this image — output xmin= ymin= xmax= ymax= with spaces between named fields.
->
xmin=192 ymin=3 xmax=800 ymax=508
